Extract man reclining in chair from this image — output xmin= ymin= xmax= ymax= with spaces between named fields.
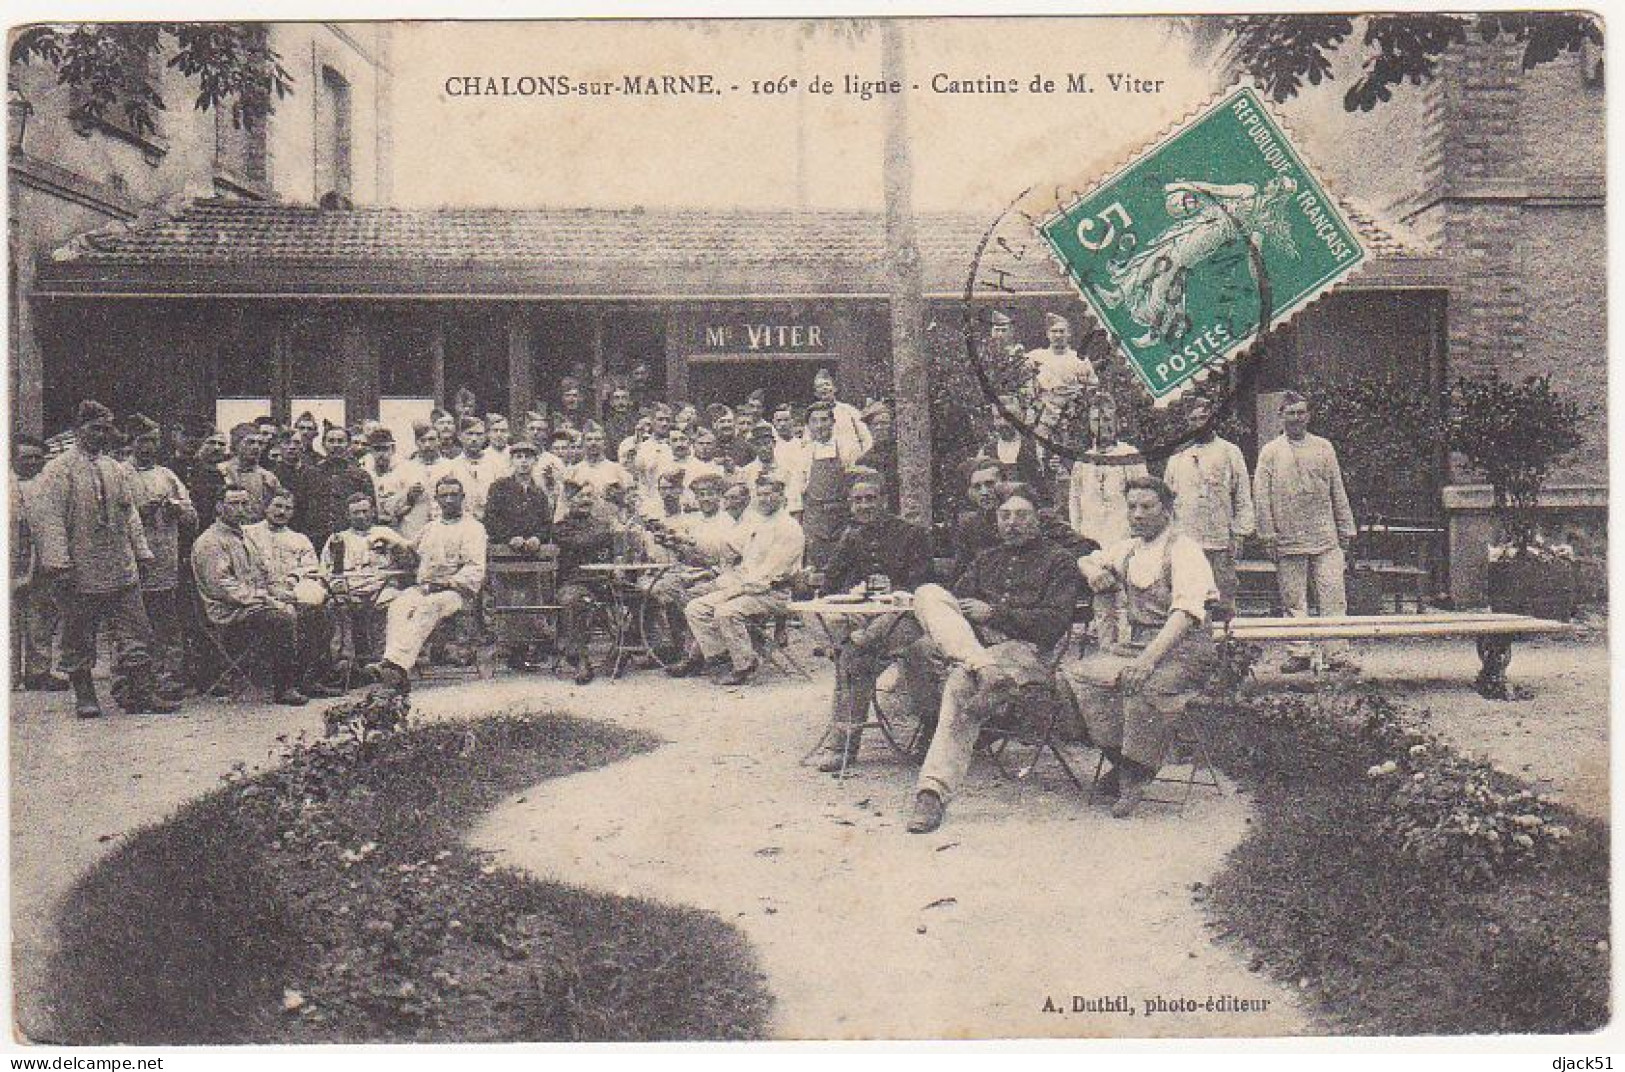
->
xmin=368 ymin=475 xmax=488 ymax=692
xmin=1061 ymin=474 xmax=1218 ymax=819
xmin=904 ymin=483 xmax=1082 ymax=834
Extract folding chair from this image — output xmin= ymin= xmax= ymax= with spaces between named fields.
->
xmin=978 ymin=601 xmax=1094 ymax=791
xmin=1084 ymin=597 xmax=1231 ymax=811
xmin=1086 ymin=700 xmax=1223 ymax=810
xmin=745 ymin=607 xmax=813 ymax=680
xmin=191 ymin=598 xmax=254 ymax=701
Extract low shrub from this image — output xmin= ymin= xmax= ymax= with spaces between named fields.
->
xmin=45 ymin=711 xmax=773 ymax=1044
xmin=1191 ymin=685 xmax=1609 ymax=1034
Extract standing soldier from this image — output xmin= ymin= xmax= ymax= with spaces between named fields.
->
xmin=31 ymin=401 xmax=177 ymax=716
xmin=1163 ymin=396 xmax=1255 ymax=617
xmin=11 ymin=434 xmax=63 ymax=691
xmin=1253 ymin=391 xmax=1358 ymax=672
xmin=794 ymin=402 xmax=861 ymax=569
xmin=125 ymin=414 xmax=197 ymax=701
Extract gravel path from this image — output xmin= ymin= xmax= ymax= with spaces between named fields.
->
xmin=10 ymin=627 xmax=1605 ymax=1041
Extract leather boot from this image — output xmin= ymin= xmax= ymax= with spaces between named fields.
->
xmin=69 ymin=669 xmax=103 ymax=719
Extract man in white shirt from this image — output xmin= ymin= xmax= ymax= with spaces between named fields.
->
xmin=1163 ymin=397 xmax=1255 ymax=617
xmin=243 ymin=490 xmax=340 ymax=696
xmin=399 ymin=424 xmax=452 ymax=539
xmin=484 ymin=413 xmax=515 ymax=480
xmin=364 ymin=428 xmax=426 ymax=533
xmin=1024 ymin=313 xmax=1097 ymax=455
xmin=562 ymin=425 xmax=634 ymax=518
xmin=1063 ymin=475 xmax=1218 ymax=818
xmin=448 ymin=417 xmax=504 ymax=522
xmin=371 ymin=476 xmax=488 ymax=691
xmin=741 ymin=422 xmax=805 ymax=515
xmin=675 ymin=473 xmax=805 ymax=686
xmin=812 ymin=368 xmax=873 ymax=460
xmin=322 ymin=493 xmax=408 ymax=669
xmin=1253 ymin=392 xmax=1358 ymax=671
xmin=631 ymin=404 xmax=676 ymax=503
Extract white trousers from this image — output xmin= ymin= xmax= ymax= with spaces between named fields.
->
xmin=382 ymin=587 xmax=466 ymax=670
xmin=1276 ymin=548 xmax=1350 ymax=659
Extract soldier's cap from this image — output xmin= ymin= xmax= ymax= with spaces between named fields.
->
xmin=753 ymin=472 xmax=786 ymax=490
xmin=508 ymin=439 xmax=538 ymax=455
xmin=124 ymin=412 xmax=160 ymax=439
xmin=1045 ymin=312 xmax=1070 ymax=329
xmin=459 ymin=416 xmax=486 ymax=433
xmin=689 ymin=471 xmax=726 ymax=489
xmin=813 ymin=367 xmax=835 ymax=384
xmin=366 ymin=427 xmax=396 ymax=447
xmin=989 ymin=309 xmax=1012 ymax=326
xmin=76 ymin=399 xmax=115 ymax=428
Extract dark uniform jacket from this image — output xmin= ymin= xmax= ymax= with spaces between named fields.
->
xmin=957 ymin=534 xmax=1084 ymax=652
xmin=552 ymin=515 xmax=617 ymax=581
xmin=485 ymin=474 xmax=554 ymax=544
xmin=824 ymin=514 xmax=933 ymax=594
xmin=951 ymin=507 xmax=1096 ymax=585
xmin=305 ymin=457 xmax=376 ymax=549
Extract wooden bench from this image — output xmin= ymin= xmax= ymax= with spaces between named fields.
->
xmin=1215 ymin=612 xmax=1574 ymax=700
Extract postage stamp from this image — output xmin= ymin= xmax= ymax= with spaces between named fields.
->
xmin=1037 ymin=85 xmax=1366 ymax=404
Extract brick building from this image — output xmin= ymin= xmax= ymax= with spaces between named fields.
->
xmin=9 ymin=23 xmax=394 ymax=439
xmin=1268 ymin=29 xmax=1606 ymax=604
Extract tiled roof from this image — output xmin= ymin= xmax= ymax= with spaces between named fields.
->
xmin=35 ymin=198 xmax=1423 ymax=298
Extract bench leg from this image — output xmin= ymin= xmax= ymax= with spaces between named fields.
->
xmin=1475 ymin=638 xmax=1514 ymax=700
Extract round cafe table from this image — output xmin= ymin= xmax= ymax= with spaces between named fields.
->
xmin=579 ymin=562 xmax=677 ymax=678
xmin=789 ymin=593 xmax=925 ymax=779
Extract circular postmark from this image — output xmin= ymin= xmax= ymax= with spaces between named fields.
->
xmin=962 ymin=183 xmax=1273 ymax=466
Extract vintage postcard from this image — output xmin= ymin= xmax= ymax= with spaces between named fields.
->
xmin=4 ymin=9 xmax=1610 ymax=1050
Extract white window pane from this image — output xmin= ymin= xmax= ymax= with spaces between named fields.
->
xmin=380 ymin=397 xmax=435 ymax=451
xmin=217 ymin=397 xmax=271 ymax=432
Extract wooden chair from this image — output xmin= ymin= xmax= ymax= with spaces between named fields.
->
xmin=488 ymin=545 xmax=563 ymax=669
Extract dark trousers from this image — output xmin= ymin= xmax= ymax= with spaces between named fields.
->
xmin=221 ymin=605 xmax=300 ymax=693
xmin=12 ymin=578 xmax=60 ymax=681
xmin=141 ymin=587 xmax=184 ymax=689
xmin=59 ymin=584 xmax=155 ymax=698
xmin=557 ymin=583 xmax=596 ymax=659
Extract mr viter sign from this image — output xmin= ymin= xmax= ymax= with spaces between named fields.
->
xmin=698 ymin=320 xmax=832 ymax=353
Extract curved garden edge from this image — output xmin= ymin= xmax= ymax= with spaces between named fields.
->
xmin=1188 ymin=684 xmax=1609 ymax=1036
xmin=36 ymin=705 xmax=774 ymax=1044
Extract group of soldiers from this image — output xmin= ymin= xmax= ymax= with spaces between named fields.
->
xmin=13 ymin=328 xmax=1359 ymax=830
xmin=9 ymin=368 xmax=895 ymax=712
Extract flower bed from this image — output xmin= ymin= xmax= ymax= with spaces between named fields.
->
xmin=45 ymin=700 xmax=773 ymax=1043
xmin=1190 ymin=688 xmax=1608 ymax=1034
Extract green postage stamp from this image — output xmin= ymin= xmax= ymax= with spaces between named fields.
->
xmin=1039 ymin=85 xmax=1366 ymax=403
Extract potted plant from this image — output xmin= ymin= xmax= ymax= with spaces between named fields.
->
xmin=1447 ymin=372 xmax=1586 ymax=619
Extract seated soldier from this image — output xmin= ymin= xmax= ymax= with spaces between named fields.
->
xmin=1061 ymin=475 xmax=1218 ymax=818
xmin=810 ymin=472 xmax=933 ymax=772
xmin=244 ymin=489 xmax=341 ymax=697
xmin=674 ymin=472 xmax=805 ymax=686
xmin=551 ymin=486 xmax=619 ymax=685
xmin=902 ymin=483 xmax=1083 ymax=834
xmin=649 ymin=472 xmax=740 ymax=664
xmin=322 ymin=493 xmax=408 ymax=674
xmin=190 ymin=486 xmax=312 ymax=706
xmin=370 ymin=476 xmax=488 ymax=691
xmin=485 ymin=439 xmax=556 ymax=670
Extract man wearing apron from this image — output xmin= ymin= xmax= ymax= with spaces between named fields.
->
xmin=796 ymin=401 xmax=859 ymax=570
xmin=1064 ymin=475 xmax=1218 ymax=818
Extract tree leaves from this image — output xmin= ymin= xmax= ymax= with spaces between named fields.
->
xmin=11 ymin=22 xmax=295 ymax=136
xmin=1225 ymin=13 xmax=1602 ymax=112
